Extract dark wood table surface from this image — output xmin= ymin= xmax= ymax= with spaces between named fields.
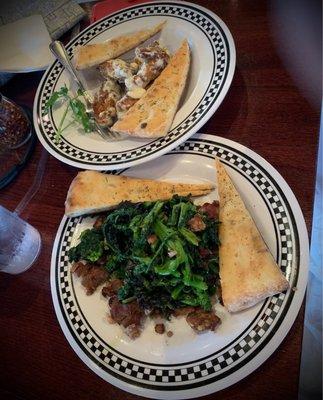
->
xmin=0 ymin=1 xmax=320 ymax=399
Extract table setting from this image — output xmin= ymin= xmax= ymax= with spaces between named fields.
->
xmin=0 ymin=1 xmax=321 ymax=400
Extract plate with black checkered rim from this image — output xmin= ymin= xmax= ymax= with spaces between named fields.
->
xmin=33 ymin=1 xmax=236 ymax=170
xmin=50 ymin=133 xmax=308 ymax=399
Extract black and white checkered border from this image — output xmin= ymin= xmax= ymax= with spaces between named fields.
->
xmin=56 ymin=143 xmax=293 ymax=386
xmin=175 ymin=141 xmax=294 ymax=275
xmin=38 ymin=3 xmax=228 ymax=164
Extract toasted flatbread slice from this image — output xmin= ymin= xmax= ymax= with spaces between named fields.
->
xmin=111 ymin=40 xmax=190 ymax=138
xmin=75 ymin=21 xmax=166 ymax=70
xmin=65 ymin=170 xmax=214 ymax=217
xmin=216 ymin=159 xmax=289 ymax=313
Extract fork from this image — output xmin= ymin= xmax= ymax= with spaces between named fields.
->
xmin=49 ymin=40 xmax=119 ymax=140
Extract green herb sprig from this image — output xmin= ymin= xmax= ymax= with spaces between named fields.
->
xmin=44 ymin=85 xmax=93 ymax=142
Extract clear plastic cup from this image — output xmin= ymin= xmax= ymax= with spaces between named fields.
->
xmin=0 ymin=205 xmax=41 ymax=274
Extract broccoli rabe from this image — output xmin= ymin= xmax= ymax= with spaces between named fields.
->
xmin=68 ymin=228 xmax=104 ymax=263
xmin=68 ymin=196 xmax=220 ymax=317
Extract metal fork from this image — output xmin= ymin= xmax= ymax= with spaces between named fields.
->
xmin=49 ymin=40 xmax=119 ymax=140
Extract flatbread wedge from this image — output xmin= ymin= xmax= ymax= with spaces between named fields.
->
xmin=111 ymin=40 xmax=190 ymax=138
xmin=65 ymin=170 xmax=214 ymax=217
xmin=216 ymin=159 xmax=289 ymax=312
xmin=75 ymin=21 xmax=166 ymax=70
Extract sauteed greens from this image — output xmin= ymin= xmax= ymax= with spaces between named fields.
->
xmin=68 ymin=195 xmax=220 ymax=317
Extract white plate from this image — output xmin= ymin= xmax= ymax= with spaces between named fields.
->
xmin=51 ymin=133 xmax=308 ymax=399
xmin=0 ymin=15 xmax=53 ymax=73
xmin=33 ymin=1 xmax=236 ymax=170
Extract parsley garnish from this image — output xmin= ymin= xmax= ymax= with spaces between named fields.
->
xmin=44 ymin=85 xmax=93 ymax=142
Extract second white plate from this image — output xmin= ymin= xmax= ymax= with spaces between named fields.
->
xmin=51 ymin=133 xmax=308 ymax=399
xmin=0 ymin=15 xmax=53 ymax=73
xmin=34 ymin=1 xmax=236 ymax=170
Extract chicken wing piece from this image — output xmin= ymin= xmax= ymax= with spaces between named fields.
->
xmin=125 ymin=41 xmax=170 ymax=90
xmin=92 ymin=77 xmax=122 ymax=127
xmin=99 ymin=59 xmax=137 ymax=83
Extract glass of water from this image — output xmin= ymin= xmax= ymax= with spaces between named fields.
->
xmin=0 ymin=205 xmax=41 ymax=274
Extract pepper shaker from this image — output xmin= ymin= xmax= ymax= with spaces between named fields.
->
xmin=0 ymin=93 xmax=31 ymax=153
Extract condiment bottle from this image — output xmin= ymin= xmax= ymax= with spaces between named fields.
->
xmin=0 ymin=93 xmax=31 ymax=153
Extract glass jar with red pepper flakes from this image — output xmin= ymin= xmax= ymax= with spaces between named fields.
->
xmin=0 ymin=94 xmax=31 ymax=152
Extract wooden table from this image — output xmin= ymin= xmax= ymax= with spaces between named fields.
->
xmin=0 ymin=1 xmax=320 ymax=399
